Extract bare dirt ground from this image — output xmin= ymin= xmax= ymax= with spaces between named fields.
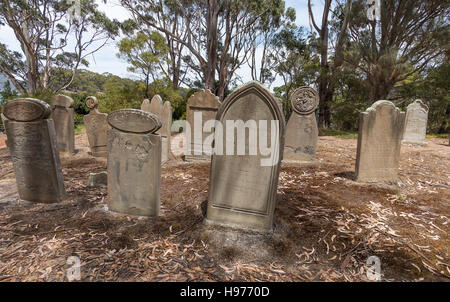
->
xmin=0 ymin=131 xmax=448 ymax=282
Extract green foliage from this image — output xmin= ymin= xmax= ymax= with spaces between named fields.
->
xmin=117 ymin=31 xmax=169 ymax=96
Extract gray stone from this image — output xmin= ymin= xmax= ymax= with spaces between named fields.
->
xmin=206 ymin=81 xmax=285 ymax=231
xmin=141 ymin=95 xmax=172 ymax=163
xmin=284 ymin=86 xmax=319 ymax=161
xmin=83 ymin=96 xmax=108 ymax=157
xmin=88 ymin=171 xmax=107 ymax=188
xmin=185 ymin=89 xmax=221 ymax=161
xmin=402 ymin=99 xmax=429 ymax=144
xmin=3 ymin=98 xmax=66 ymax=203
xmin=356 ymin=100 xmax=405 ymax=183
xmin=1 ymin=113 xmax=8 ymax=147
xmin=51 ymin=94 xmax=75 ymax=154
xmin=107 ymin=109 xmax=162 ymax=216
xmin=171 ymin=120 xmax=186 ymax=133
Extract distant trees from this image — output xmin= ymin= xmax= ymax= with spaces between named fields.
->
xmin=308 ymin=0 xmax=353 ymax=128
xmin=117 ymin=31 xmax=169 ymax=98
xmin=0 ymin=0 xmax=119 ymax=95
xmin=120 ymin=0 xmax=295 ymax=100
xmin=345 ymin=0 xmax=449 ymax=102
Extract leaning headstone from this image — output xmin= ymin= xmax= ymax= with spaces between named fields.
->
xmin=3 ymin=98 xmax=66 ymax=203
xmin=185 ymin=89 xmax=221 ymax=161
xmin=141 ymin=95 xmax=172 ymax=163
xmin=51 ymin=94 xmax=75 ymax=154
xmin=206 ymin=81 xmax=285 ymax=231
xmin=107 ymin=109 xmax=162 ymax=216
xmin=83 ymin=96 xmax=108 ymax=157
xmin=283 ymin=86 xmax=319 ymax=161
xmin=88 ymin=171 xmax=107 ymax=188
xmin=402 ymin=99 xmax=429 ymax=144
xmin=355 ymin=100 xmax=405 ymax=183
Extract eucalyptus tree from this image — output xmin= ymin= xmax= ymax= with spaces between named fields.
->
xmin=121 ymin=0 xmax=292 ymax=100
xmin=0 ymin=0 xmax=119 ymax=95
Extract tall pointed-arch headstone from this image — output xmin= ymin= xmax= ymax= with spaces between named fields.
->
xmin=3 ymin=98 xmax=66 ymax=203
xmin=206 ymin=81 xmax=285 ymax=231
xmin=141 ymin=95 xmax=172 ymax=163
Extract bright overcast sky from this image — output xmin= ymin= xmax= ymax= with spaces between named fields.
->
xmin=0 ymin=0 xmax=325 ymax=90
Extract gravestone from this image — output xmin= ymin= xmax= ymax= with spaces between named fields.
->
xmin=84 ymin=96 xmax=108 ymax=157
xmin=283 ymin=86 xmax=319 ymax=161
xmin=1 ymin=113 xmax=8 ymax=147
xmin=206 ymin=81 xmax=285 ymax=231
xmin=185 ymin=89 xmax=221 ymax=161
xmin=107 ymin=109 xmax=162 ymax=216
xmin=355 ymin=100 xmax=405 ymax=183
xmin=141 ymin=95 xmax=172 ymax=163
xmin=402 ymin=99 xmax=429 ymax=144
xmin=51 ymin=94 xmax=75 ymax=154
xmin=88 ymin=171 xmax=107 ymax=188
xmin=3 ymin=98 xmax=66 ymax=203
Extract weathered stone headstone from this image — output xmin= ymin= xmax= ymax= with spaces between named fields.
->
xmin=51 ymin=94 xmax=75 ymax=154
xmin=83 ymin=96 xmax=108 ymax=157
xmin=185 ymin=89 xmax=221 ymax=161
xmin=355 ymin=100 xmax=405 ymax=183
xmin=3 ymin=98 xmax=66 ymax=203
xmin=141 ymin=95 xmax=172 ymax=163
xmin=283 ymin=86 xmax=319 ymax=161
xmin=206 ymin=81 xmax=285 ymax=231
xmin=402 ymin=99 xmax=429 ymax=144
xmin=88 ymin=171 xmax=107 ymax=188
xmin=107 ymin=109 xmax=162 ymax=216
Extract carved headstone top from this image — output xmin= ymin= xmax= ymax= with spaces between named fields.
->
xmin=187 ymin=89 xmax=221 ymax=109
xmin=407 ymin=99 xmax=428 ymax=113
xmin=85 ymin=96 xmax=99 ymax=110
xmin=141 ymin=99 xmax=151 ymax=112
xmin=51 ymin=94 xmax=74 ymax=108
xmin=3 ymin=98 xmax=51 ymax=122
xmin=107 ymin=109 xmax=162 ymax=134
xmin=291 ymin=86 xmax=319 ymax=115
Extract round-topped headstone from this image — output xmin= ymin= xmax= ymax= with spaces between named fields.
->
xmin=3 ymin=98 xmax=51 ymax=122
xmin=85 ymin=96 xmax=98 ymax=109
xmin=291 ymin=87 xmax=319 ymax=115
xmin=107 ymin=109 xmax=162 ymax=134
xmin=51 ymin=94 xmax=74 ymax=108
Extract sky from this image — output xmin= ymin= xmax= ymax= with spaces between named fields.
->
xmin=0 ymin=0 xmax=325 ymax=90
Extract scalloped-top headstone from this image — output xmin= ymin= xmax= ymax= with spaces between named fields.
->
xmin=356 ymin=100 xmax=405 ymax=183
xmin=402 ymin=99 xmax=429 ymax=144
xmin=141 ymin=95 xmax=172 ymax=163
xmin=51 ymin=94 xmax=75 ymax=154
xmin=3 ymin=98 xmax=66 ymax=203
xmin=206 ymin=81 xmax=285 ymax=231
xmin=107 ymin=109 xmax=162 ymax=216
xmin=284 ymin=86 xmax=319 ymax=162
xmin=83 ymin=96 xmax=108 ymax=157
xmin=185 ymin=89 xmax=221 ymax=161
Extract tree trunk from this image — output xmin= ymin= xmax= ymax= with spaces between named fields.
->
xmin=205 ymin=0 xmax=220 ymax=92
